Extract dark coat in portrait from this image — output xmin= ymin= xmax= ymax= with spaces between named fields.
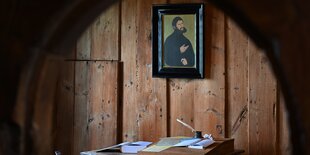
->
xmin=164 ymin=29 xmax=195 ymax=67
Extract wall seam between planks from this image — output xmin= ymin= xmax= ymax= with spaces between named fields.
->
xmin=223 ymin=12 xmax=229 ymax=138
xmin=117 ymin=0 xmax=123 ymax=144
xmin=246 ymin=34 xmax=250 ymax=154
xmin=275 ymin=78 xmax=280 ymax=155
xmin=117 ymin=62 xmax=124 ymax=143
xmin=166 ymin=79 xmax=171 ymax=137
xmin=72 ymin=45 xmax=76 ymax=155
xmin=163 ymin=0 xmax=171 ymax=138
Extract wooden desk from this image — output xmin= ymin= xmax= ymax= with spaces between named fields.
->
xmin=138 ymin=138 xmax=235 ymax=155
xmin=89 ymin=139 xmax=244 ymax=155
xmin=95 ymin=150 xmax=244 ymax=155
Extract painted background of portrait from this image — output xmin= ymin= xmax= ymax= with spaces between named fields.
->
xmin=162 ymin=14 xmax=196 ymax=55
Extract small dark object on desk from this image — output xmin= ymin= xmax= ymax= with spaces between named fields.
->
xmin=194 ymin=131 xmax=203 ymax=138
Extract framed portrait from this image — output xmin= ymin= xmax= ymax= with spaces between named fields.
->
xmin=152 ymin=3 xmax=204 ymax=78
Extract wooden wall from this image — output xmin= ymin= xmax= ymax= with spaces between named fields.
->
xmin=53 ymin=0 xmax=291 ymax=155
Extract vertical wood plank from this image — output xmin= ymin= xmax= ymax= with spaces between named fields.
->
xmin=193 ymin=4 xmax=226 ymax=138
xmin=74 ymin=21 xmax=92 ymax=155
xmin=170 ymin=79 xmax=195 ymax=137
xmin=168 ymin=1 xmax=226 ymax=138
xmin=74 ymin=2 xmax=121 ymax=153
xmin=135 ymin=0 xmax=167 ymax=142
xmin=121 ymin=0 xmax=139 ymax=142
xmin=122 ymin=0 xmax=168 ymax=142
xmin=91 ymin=2 xmax=120 ymax=60
xmin=74 ymin=61 xmax=119 ymax=153
xmin=226 ymin=18 xmax=249 ymax=153
xmin=32 ymin=56 xmax=59 ymax=155
xmin=279 ymin=91 xmax=292 ymax=155
xmin=74 ymin=61 xmax=90 ymax=155
xmin=248 ymin=42 xmax=277 ymax=154
xmin=77 ymin=29 xmax=91 ymax=60
xmin=88 ymin=61 xmax=119 ymax=149
xmin=167 ymin=0 xmax=205 ymax=138
xmin=54 ymin=59 xmax=74 ymax=155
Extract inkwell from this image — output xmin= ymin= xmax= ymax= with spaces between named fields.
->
xmin=176 ymin=118 xmax=203 ymax=138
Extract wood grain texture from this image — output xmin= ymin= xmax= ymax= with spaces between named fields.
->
xmin=74 ymin=61 xmax=90 ymax=155
xmin=121 ymin=0 xmax=139 ymax=142
xmin=135 ymin=0 xmax=168 ymax=142
xmin=166 ymin=1 xmax=225 ymax=138
xmin=88 ymin=61 xmax=119 ymax=149
xmin=32 ymin=56 xmax=59 ymax=155
xmin=77 ymin=28 xmax=92 ymax=60
xmin=248 ymin=41 xmax=277 ymax=154
xmin=74 ymin=2 xmax=121 ymax=154
xmin=69 ymin=1 xmax=291 ymax=154
xmin=91 ymin=2 xmax=120 ymax=60
xmin=76 ymin=1 xmax=120 ymax=60
xmin=278 ymin=91 xmax=292 ymax=155
xmin=54 ymin=59 xmax=74 ymax=155
xmin=74 ymin=61 xmax=119 ymax=153
xmin=169 ymin=79 xmax=195 ymax=137
xmin=226 ymin=18 xmax=249 ymax=153
xmin=4 ymin=0 xmax=299 ymax=154
xmin=121 ymin=0 xmax=168 ymax=142
xmin=166 ymin=0 xmax=200 ymax=138
xmin=193 ymin=3 xmax=225 ymax=138
xmin=74 ymin=20 xmax=92 ymax=155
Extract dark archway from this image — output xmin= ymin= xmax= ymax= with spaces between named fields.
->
xmin=1 ymin=0 xmax=309 ymax=154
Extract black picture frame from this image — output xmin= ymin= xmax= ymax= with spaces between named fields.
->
xmin=152 ymin=3 xmax=204 ymax=79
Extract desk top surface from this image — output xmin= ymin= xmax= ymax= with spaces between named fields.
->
xmin=86 ymin=138 xmax=237 ymax=155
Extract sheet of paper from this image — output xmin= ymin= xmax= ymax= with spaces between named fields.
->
xmin=188 ymin=139 xmax=215 ymax=149
xmin=173 ymin=138 xmax=201 ymax=147
xmin=141 ymin=145 xmax=172 ymax=152
xmin=131 ymin=141 xmax=152 ymax=146
xmin=156 ymin=136 xmax=196 ymax=146
xmin=156 ymin=138 xmax=181 ymax=146
xmin=80 ymin=151 xmax=96 ymax=155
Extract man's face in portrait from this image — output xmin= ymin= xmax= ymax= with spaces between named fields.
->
xmin=175 ymin=20 xmax=185 ymax=31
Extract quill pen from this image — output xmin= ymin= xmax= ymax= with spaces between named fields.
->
xmin=176 ymin=119 xmax=195 ymax=132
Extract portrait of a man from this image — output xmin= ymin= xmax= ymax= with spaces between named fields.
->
xmin=152 ymin=4 xmax=204 ymax=78
xmin=163 ymin=15 xmax=196 ymax=68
